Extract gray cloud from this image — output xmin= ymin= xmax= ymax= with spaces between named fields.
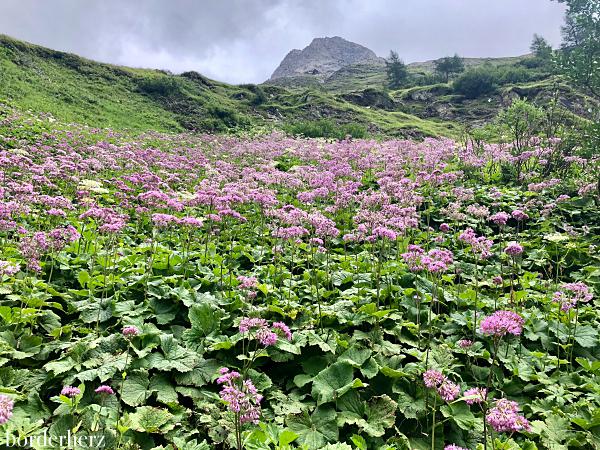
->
xmin=0 ymin=0 xmax=566 ymax=83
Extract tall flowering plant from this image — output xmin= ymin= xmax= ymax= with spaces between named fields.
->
xmin=215 ymin=318 xmax=292 ymax=448
xmin=479 ymin=310 xmax=524 ymax=448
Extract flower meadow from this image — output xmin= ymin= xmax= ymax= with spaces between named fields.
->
xmin=0 ymin=108 xmax=599 ymax=450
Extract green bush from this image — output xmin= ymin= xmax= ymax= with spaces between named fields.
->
xmin=138 ymin=77 xmax=182 ymax=97
xmin=453 ymin=68 xmax=499 ymax=98
xmin=284 ymin=119 xmax=367 ymax=140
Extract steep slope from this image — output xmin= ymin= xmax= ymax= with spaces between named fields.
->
xmin=1 ymin=35 xmax=594 ymax=139
xmin=0 ymin=34 xmax=462 ymax=137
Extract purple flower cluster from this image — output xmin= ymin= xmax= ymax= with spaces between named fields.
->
xmin=422 ymin=370 xmax=460 ymax=402
xmin=480 ymin=310 xmax=524 ymax=337
xmin=444 ymin=445 xmax=468 ymax=450
xmin=237 ymin=275 xmax=258 ymax=290
xmin=489 ymin=211 xmax=509 ymax=226
xmin=216 ymin=368 xmax=262 ymax=424
xmin=463 ymin=387 xmax=487 ymax=405
xmin=0 ymin=261 xmax=20 ymax=277
xmin=61 ymin=386 xmax=81 ymax=398
xmin=0 ymin=395 xmax=14 ymax=425
xmin=504 ymin=241 xmax=524 ymax=256
xmin=371 ymin=226 xmax=397 ymax=241
xmin=423 ymin=249 xmax=454 ymax=273
xmin=458 ymin=228 xmax=493 ymax=259
xmin=239 ymin=317 xmax=292 ymax=346
xmin=122 ymin=325 xmax=140 ymax=338
xmin=457 ymin=339 xmax=473 ymax=349
xmin=486 ymin=398 xmax=531 ymax=433
xmin=553 ymin=282 xmax=593 ymax=312
xmin=402 ymin=246 xmax=454 ymax=273
xmin=511 ymin=209 xmax=529 ymax=221
xmin=95 ymin=385 xmax=115 ymax=396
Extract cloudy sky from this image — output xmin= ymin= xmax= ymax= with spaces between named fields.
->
xmin=0 ymin=0 xmax=566 ymax=84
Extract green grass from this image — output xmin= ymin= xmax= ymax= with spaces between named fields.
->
xmin=0 ymin=34 xmax=595 ymax=139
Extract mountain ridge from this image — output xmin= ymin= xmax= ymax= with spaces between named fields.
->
xmin=270 ymin=36 xmax=384 ymax=80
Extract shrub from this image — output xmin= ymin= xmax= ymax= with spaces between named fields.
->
xmin=453 ymin=69 xmax=499 ymax=98
xmin=284 ymin=119 xmax=367 ymax=140
xmin=138 ymin=77 xmax=182 ymax=97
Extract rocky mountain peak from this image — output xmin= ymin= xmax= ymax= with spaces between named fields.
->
xmin=270 ymin=36 xmax=384 ymax=80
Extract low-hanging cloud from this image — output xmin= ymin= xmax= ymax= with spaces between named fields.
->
xmin=0 ymin=0 xmax=566 ymax=84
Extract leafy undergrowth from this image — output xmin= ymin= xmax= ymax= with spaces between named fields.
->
xmin=0 ymin=108 xmax=599 ymax=450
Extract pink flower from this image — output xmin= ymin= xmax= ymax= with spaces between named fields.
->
xmin=490 ymin=212 xmax=509 ymax=226
xmin=445 ymin=445 xmax=468 ymax=450
xmin=423 ymin=370 xmax=445 ymax=388
xmin=440 ymin=223 xmax=450 ymax=232
xmin=0 ymin=395 xmax=14 ymax=424
xmin=122 ymin=326 xmax=140 ymax=338
xmin=504 ymin=242 xmax=523 ymax=256
xmin=438 ymin=380 xmax=460 ymax=402
xmin=480 ymin=310 xmax=524 ymax=337
xmin=553 ymin=282 xmax=593 ymax=312
xmin=272 ymin=322 xmax=292 ymax=341
xmin=216 ymin=368 xmax=262 ymax=424
xmin=237 ymin=275 xmax=258 ymax=290
xmin=95 ymin=385 xmax=115 ymax=396
xmin=0 ymin=261 xmax=20 ymax=277
xmin=61 ymin=386 xmax=81 ymax=398
xmin=463 ymin=387 xmax=487 ymax=405
xmin=486 ymin=399 xmax=531 ymax=433
xmin=511 ymin=210 xmax=529 ymax=221
xmin=457 ymin=339 xmax=473 ymax=348
xmin=239 ymin=318 xmax=291 ymax=346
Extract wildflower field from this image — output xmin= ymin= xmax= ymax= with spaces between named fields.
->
xmin=0 ymin=107 xmax=599 ymax=450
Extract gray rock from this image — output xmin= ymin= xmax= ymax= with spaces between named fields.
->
xmin=270 ymin=36 xmax=384 ymax=80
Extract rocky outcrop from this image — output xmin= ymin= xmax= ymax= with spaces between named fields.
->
xmin=270 ymin=36 xmax=384 ymax=80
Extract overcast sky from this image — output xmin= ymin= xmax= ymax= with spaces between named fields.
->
xmin=0 ymin=0 xmax=566 ymax=84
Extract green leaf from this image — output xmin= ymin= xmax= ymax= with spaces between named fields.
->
xmin=573 ymin=325 xmax=598 ymax=348
xmin=188 ymin=302 xmax=222 ymax=336
xmin=150 ymin=373 xmax=178 ymax=404
xmin=338 ymin=345 xmax=371 ymax=367
xmin=361 ymin=395 xmax=398 ymax=437
xmin=312 ymin=362 xmax=355 ymax=405
xmin=141 ymin=334 xmax=197 ymax=372
xmin=278 ymin=429 xmax=299 ymax=446
xmin=351 ymin=435 xmax=367 ymax=450
xmin=129 ymin=406 xmax=174 ymax=433
xmin=286 ymin=406 xmax=338 ymax=450
xmin=121 ymin=371 xmax=152 ymax=406
xmin=440 ymin=402 xmax=476 ymax=431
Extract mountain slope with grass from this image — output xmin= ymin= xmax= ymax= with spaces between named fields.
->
xmin=0 ymin=34 xmax=596 ymax=139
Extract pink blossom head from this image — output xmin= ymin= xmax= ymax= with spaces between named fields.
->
xmin=95 ymin=385 xmax=115 ymax=396
xmin=504 ymin=242 xmax=523 ymax=256
xmin=61 ymin=386 xmax=81 ymax=398
xmin=0 ymin=395 xmax=14 ymax=425
xmin=122 ymin=325 xmax=140 ymax=338
xmin=511 ymin=210 xmax=529 ymax=221
xmin=486 ymin=398 xmax=531 ymax=433
xmin=438 ymin=380 xmax=460 ymax=402
xmin=480 ymin=310 xmax=524 ymax=337
xmin=457 ymin=339 xmax=473 ymax=349
xmin=490 ymin=211 xmax=509 ymax=226
xmin=423 ymin=369 xmax=445 ymax=388
xmin=464 ymin=387 xmax=487 ymax=405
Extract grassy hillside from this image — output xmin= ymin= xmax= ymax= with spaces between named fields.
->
xmin=0 ymin=35 xmax=595 ymax=139
xmin=0 ymin=34 xmax=465 ymax=137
